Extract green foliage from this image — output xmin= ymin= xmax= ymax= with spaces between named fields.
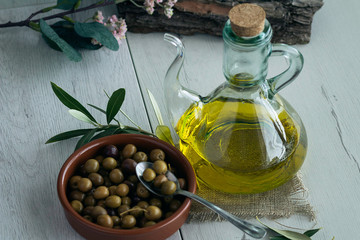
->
xmin=74 ymin=22 xmax=119 ymax=51
xmin=106 ymin=88 xmax=125 ymax=124
xmin=47 ymin=83 xmax=157 ymax=151
xmin=40 ymin=19 xmax=82 ymax=61
xmin=257 ymin=217 xmax=321 ymax=240
xmin=156 ymin=125 xmax=174 ymax=146
xmin=51 ymin=82 xmax=96 ymax=122
xmin=56 ymin=0 xmax=79 ymax=10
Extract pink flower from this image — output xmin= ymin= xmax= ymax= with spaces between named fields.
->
xmin=155 ymin=0 xmax=163 ymax=3
xmin=93 ymin=11 xmax=104 ymax=24
xmin=144 ymin=0 xmax=155 ymax=14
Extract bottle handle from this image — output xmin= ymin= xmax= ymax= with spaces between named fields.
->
xmin=267 ymin=44 xmax=304 ymax=98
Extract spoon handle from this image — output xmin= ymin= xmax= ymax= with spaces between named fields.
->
xmin=178 ymin=189 xmax=267 ymax=239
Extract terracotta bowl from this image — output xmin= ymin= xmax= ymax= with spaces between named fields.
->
xmin=57 ymin=134 xmax=196 ymax=240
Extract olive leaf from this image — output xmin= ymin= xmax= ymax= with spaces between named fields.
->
xmin=56 ymin=0 xmax=79 ymax=10
xmin=46 ymin=128 xmax=100 ymax=144
xmin=74 ymin=22 xmax=119 ymax=51
xmin=91 ymin=126 xmax=119 ymax=141
xmin=106 ymin=88 xmax=126 ymax=124
xmin=303 ymin=228 xmax=321 ymax=237
xmin=256 ymin=217 xmax=311 ymax=240
xmin=74 ymin=0 xmax=81 ymax=9
xmin=68 ymin=109 xmax=97 ymax=126
xmin=40 ymin=19 xmax=82 ymax=62
xmin=51 ymin=82 xmax=97 ymax=123
xmin=156 ymin=125 xmax=174 ymax=146
xmin=147 ymin=89 xmax=164 ymax=125
xmin=88 ymin=104 xmax=106 ymax=114
xmin=75 ymin=128 xmax=97 ymax=150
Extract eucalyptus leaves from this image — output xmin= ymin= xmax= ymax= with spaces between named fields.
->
xmin=0 ymin=0 xmax=177 ymax=61
xmin=46 ymin=82 xmax=156 ymax=150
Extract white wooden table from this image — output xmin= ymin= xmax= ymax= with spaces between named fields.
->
xmin=1 ymin=0 xmax=359 ymax=239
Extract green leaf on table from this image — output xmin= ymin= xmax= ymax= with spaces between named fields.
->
xmin=91 ymin=126 xmax=119 ymax=140
xmin=106 ymin=88 xmax=125 ymax=124
xmin=75 ymin=128 xmax=97 ymax=150
xmin=74 ymin=22 xmax=119 ymax=51
xmin=147 ymin=89 xmax=164 ymax=125
xmin=256 ymin=217 xmax=311 ymax=240
xmin=304 ymin=228 xmax=321 ymax=237
xmin=40 ymin=19 xmax=82 ymax=62
xmin=56 ymin=0 xmax=78 ymax=10
xmin=50 ymin=21 xmax=101 ymax=50
xmin=51 ymin=82 xmax=97 ymax=123
xmin=68 ymin=109 xmax=97 ymax=125
xmin=155 ymin=125 xmax=174 ymax=146
xmin=46 ymin=128 xmax=99 ymax=143
xmin=115 ymin=128 xmax=154 ymax=136
xmin=88 ymin=104 xmax=106 ymax=114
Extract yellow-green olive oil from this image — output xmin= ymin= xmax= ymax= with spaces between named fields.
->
xmin=176 ymin=97 xmax=307 ymax=193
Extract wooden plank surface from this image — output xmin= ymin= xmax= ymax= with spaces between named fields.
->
xmin=126 ymin=0 xmax=360 ymax=239
xmin=0 ymin=3 xmax=181 ymax=240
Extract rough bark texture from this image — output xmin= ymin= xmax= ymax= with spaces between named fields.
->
xmin=117 ymin=0 xmax=323 ymax=44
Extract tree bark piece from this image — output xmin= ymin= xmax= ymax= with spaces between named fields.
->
xmin=117 ymin=0 xmax=323 ymax=44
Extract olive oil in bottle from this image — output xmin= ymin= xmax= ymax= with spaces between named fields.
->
xmin=176 ymin=97 xmax=307 ymax=193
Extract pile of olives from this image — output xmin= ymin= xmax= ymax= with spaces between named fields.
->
xmin=67 ymin=144 xmax=186 ymax=229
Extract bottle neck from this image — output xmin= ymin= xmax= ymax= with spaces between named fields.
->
xmin=222 ymin=19 xmax=272 ymax=87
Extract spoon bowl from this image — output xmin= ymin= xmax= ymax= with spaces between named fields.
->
xmin=136 ymin=162 xmax=267 ymax=239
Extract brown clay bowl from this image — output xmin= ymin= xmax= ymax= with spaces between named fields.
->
xmin=57 ymin=134 xmax=196 ymax=240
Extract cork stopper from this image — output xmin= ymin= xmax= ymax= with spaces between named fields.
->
xmin=229 ymin=4 xmax=266 ymax=37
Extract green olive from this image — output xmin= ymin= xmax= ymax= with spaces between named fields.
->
xmin=149 ymin=198 xmax=162 ymax=208
xmin=108 ymin=185 xmax=117 ymax=195
xmin=136 ymin=183 xmax=150 ymax=199
xmin=153 ymin=160 xmax=168 ymax=175
xmin=93 ymin=186 xmax=109 ymax=199
xmin=105 ymin=195 xmax=121 ymax=208
xmin=69 ymin=175 xmax=82 ymax=190
xmin=165 ymin=211 xmax=174 ymax=218
xmin=161 ymin=181 xmax=177 ymax=195
xmin=149 ymin=149 xmax=165 ymax=162
xmin=91 ymin=206 xmax=107 ymax=219
xmin=109 ymin=168 xmax=124 ymax=184
xmin=153 ymin=175 xmax=167 ymax=188
xmin=97 ymin=214 xmax=113 ymax=228
xmin=84 ymin=159 xmax=100 ymax=173
xmin=169 ymin=199 xmax=182 ymax=212
xmin=102 ymin=157 xmax=117 ymax=170
xmin=121 ymin=215 xmax=136 ymax=229
xmin=111 ymin=216 xmax=121 ymax=226
xmin=122 ymin=144 xmax=137 ymax=158
xmin=83 ymin=215 xmax=93 ymax=222
xmin=82 ymin=206 xmax=94 ymax=216
xmin=95 ymin=155 xmax=104 ymax=164
xmin=96 ymin=200 xmax=106 ymax=208
xmin=116 ymin=183 xmax=129 ymax=197
xmin=118 ymin=204 xmax=130 ymax=216
xmin=78 ymin=178 xmax=92 ymax=192
xmin=70 ymin=200 xmax=83 ymax=213
xmin=121 ymin=196 xmax=132 ymax=206
xmin=144 ymin=206 xmax=162 ymax=221
xmin=137 ymin=201 xmax=149 ymax=209
xmin=127 ymin=175 xmax=138 ymax=184
xmin=142 ymin=168 xmax=156 ymax=182
xmin=69 ymin=190 xmax=85 ymax=201
xmin=84 ymin=196 xmax=96 ymax=206
xmin=144 ymin=221 xmax=157 ymax=227
xmin=178 ymin=178 xmax=186 ymax=189
xmin=133 ymin=151 xmax=148 ymax=163
xmin=130 ymin=206 xmax=144 ymax=218
xmin=88 ymin=173 xmax=104 ymax=186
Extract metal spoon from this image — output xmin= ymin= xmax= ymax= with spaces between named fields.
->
xmin=135 ymin=162 xmax=267 ymax=239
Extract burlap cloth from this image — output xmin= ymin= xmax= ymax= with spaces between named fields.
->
xmin=186 ymin=173 xmax=315 ymax=222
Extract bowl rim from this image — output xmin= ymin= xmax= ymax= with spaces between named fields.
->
xmin=57 ymin=134 xmax=196 ymax=235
